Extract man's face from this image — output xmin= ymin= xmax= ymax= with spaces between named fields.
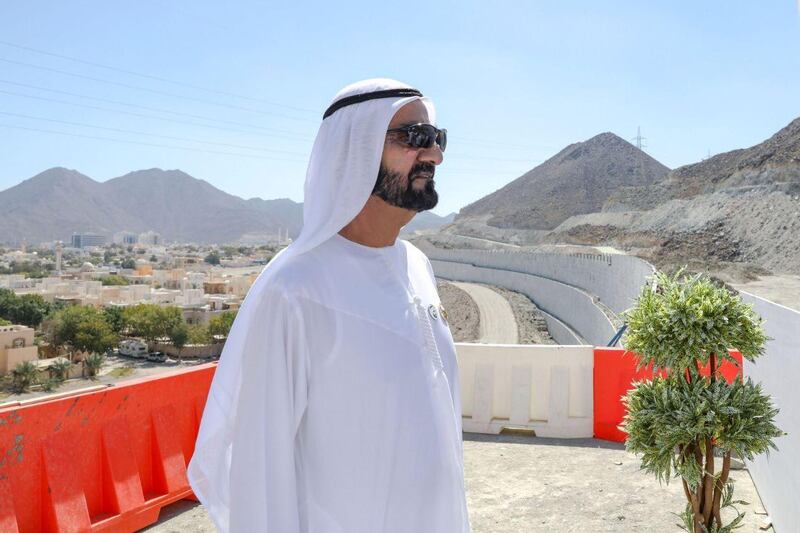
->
xmin=372 ymin=100 xmax=444 ymax=212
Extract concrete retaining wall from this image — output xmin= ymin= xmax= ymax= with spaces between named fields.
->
xmin=423 ymin=247 xmax=655 ymax=315
xmin=457 ymin=343 xmax=594 ymax=438
xmin=150 ymin=341 xmax=224 ymax=359
xmin=738 ymin=291 xmax=799 ymax=533
xmin=432 ymin=260 xmax=615 ymax=346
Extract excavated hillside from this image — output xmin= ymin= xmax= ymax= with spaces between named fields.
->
xmin=437 ymin=117 xmax=800 ymax=279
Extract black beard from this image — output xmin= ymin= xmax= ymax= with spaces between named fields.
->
xmin=371 ymin=162 xmax=438 ymax=212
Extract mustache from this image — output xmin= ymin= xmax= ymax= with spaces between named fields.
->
xmin=410 ymin=162 xmax=436 ymax=179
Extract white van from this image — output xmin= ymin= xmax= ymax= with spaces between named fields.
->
xmin=119 ymin=339 xmax=148 ymax=359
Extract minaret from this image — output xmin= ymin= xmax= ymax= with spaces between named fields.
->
xmin=55 ymin=241 xmax=63 ymax=274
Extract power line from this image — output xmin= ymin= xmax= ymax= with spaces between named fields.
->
xmin=0 ymin=88 xmax=313 ymax=141
xmin=0 ymin=39 xmax=318 ymax=114
xmin=445 ymin=153 xmax=540 ymax=163
xmin=451 ymin=136 xmax=561 ymax=152
xmin=0 ymin=41 xmax=567 ymax=157
xmin=0 ymin=89 xmax=540 ymax=167
xmin=0 ymin=79 xmax=314 ymax=139
xmin=0 ymin=57 xmax=318 ymax=123
xmin=0 ymin=111 xmax=309 ymax=156
xmin=0 ymin=123 xmax=308 ymax=162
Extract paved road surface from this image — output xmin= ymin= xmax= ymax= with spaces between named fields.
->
xmin=451 ymin=281 xmax=519 ymax=343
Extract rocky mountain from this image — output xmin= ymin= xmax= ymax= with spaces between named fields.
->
xmin=604 ymin=117 xmax=800 ymax=211
xmin=663 ymin=116 xmax=800 ymax=198
xmin=0 ymin=167 xmax=304 ymax=244
xmin=0 ymin=167 xmax=456 ymax=245
xmin=430 ymin=116 xmax=800 ymax=278
xmin=458 ymin=132 xmax=670 ymax=230
xmin=549 ymin=117 xmax=800 ymax=276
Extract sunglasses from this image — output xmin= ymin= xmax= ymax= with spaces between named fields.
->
xmin=386 ymin=123 xmax=447 ymax=152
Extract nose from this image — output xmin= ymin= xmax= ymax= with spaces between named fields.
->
xmin=418 ymin=143 xmax=444 ymax=166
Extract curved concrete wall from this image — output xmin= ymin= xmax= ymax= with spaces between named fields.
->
xmin=423 ymin=247 xmax=655 ymax=315
xmin=432 ymin=260 xmax=616 ymax=346
xmin=738 ymin=291 xmax=799 ymax=533
xmin=537 ymin=308 xmax=584 ymax=345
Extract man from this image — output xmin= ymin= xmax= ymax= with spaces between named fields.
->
xmin=188 ymin=78 xmax=470 ymax=533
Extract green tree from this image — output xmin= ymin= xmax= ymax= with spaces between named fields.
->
xmin=160 ymin=306 xmax=185 ymax=339
xmin=83 ymin=352 xmax=106 ymax=379
xmin=169 ymin=322 xmax=189 ymax=362
xmin=11 ymin=360 xmax=38 ymax=393
xmin=0 ymin=317 xmax=11 ymax=326
xmin=208 ymin=311 xmax=237 ymax=339
xmin=15 ymin=294 xmax=51 ymax=327
xmin=101 ymin=275 xmax=129 ymax=286
xmin=102 ymin=306 xmax=126 ymax=334
xmin=204 ymin=251 xmax=221 ymax=265
xmin=121 ymin=257 xmax=136 ymax=269
xmin=49 ymin=305 xmax=117 ymax=361
xmin=122 ymin=303 xmax=160 ymax=344
xmin=74 ymin=313 xmax=117 ymax=356
xmin=0 ymin=292 xmax=51 ymax=328
xmin=186 ymin=323 xmax=211 ymax=345
xmin=0 ymin=288 xmax=16 ymax=320
xmin=621 ymin=270 xmax=783 ymax=532
xmin=122 ymin=304 xmax=184 ymax=345
xmin=50 ymin=358 xmax=72 ymax=382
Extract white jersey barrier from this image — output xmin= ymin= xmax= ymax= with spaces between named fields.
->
xmin=456 ymin=343 xmax=593 ymax=438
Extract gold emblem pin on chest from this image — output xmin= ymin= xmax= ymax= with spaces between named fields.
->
xmin=427 ymin=303 xmax=439 ymax=321
xmin=438 ymin=303 xmax=449 ymax=325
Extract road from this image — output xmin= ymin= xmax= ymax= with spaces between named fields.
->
xmin=450 ymin=281 xmax=519 ymax=343
xmin=731 ymin=274 xmax=800 ymax=312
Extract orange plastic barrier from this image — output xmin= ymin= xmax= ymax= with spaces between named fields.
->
xmin=593 ymin=348 xmax=744 ymax=442
xmin=0 ymin=363 xmax=216 ymax=532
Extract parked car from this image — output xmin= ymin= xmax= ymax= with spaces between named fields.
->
xmin=146 ymin=351 xmax=167 ymax=363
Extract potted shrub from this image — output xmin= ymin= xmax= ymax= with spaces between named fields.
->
xmin=621 ymin=270 xmax=784 ymax=532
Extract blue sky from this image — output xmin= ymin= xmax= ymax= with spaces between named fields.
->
xmin=1 ymin=1 xmax=799 ymax=216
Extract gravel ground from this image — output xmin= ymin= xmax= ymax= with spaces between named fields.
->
xmin=437 ymin=280 xmax=481 ymax=342
xmin=437 ymin=280 xmax=556 ymax=345
xmin=144 ymin=434 xmax=770 ymax=533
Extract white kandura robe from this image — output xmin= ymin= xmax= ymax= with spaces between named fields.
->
xmin=226 ymin=232 xmax=471 ymax=533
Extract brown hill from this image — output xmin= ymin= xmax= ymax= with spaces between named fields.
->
xmin=458 ymin=132 xmax=670 ymax=230
xmin=0 ymin=167 xmax=304 ymax=244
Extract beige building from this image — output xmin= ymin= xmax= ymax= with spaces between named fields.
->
xmin=0 ymin=325 xmax=39 ymax=374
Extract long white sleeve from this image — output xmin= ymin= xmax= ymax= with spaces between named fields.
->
xmin=190 ymin=287 xmax=310 ymax=532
